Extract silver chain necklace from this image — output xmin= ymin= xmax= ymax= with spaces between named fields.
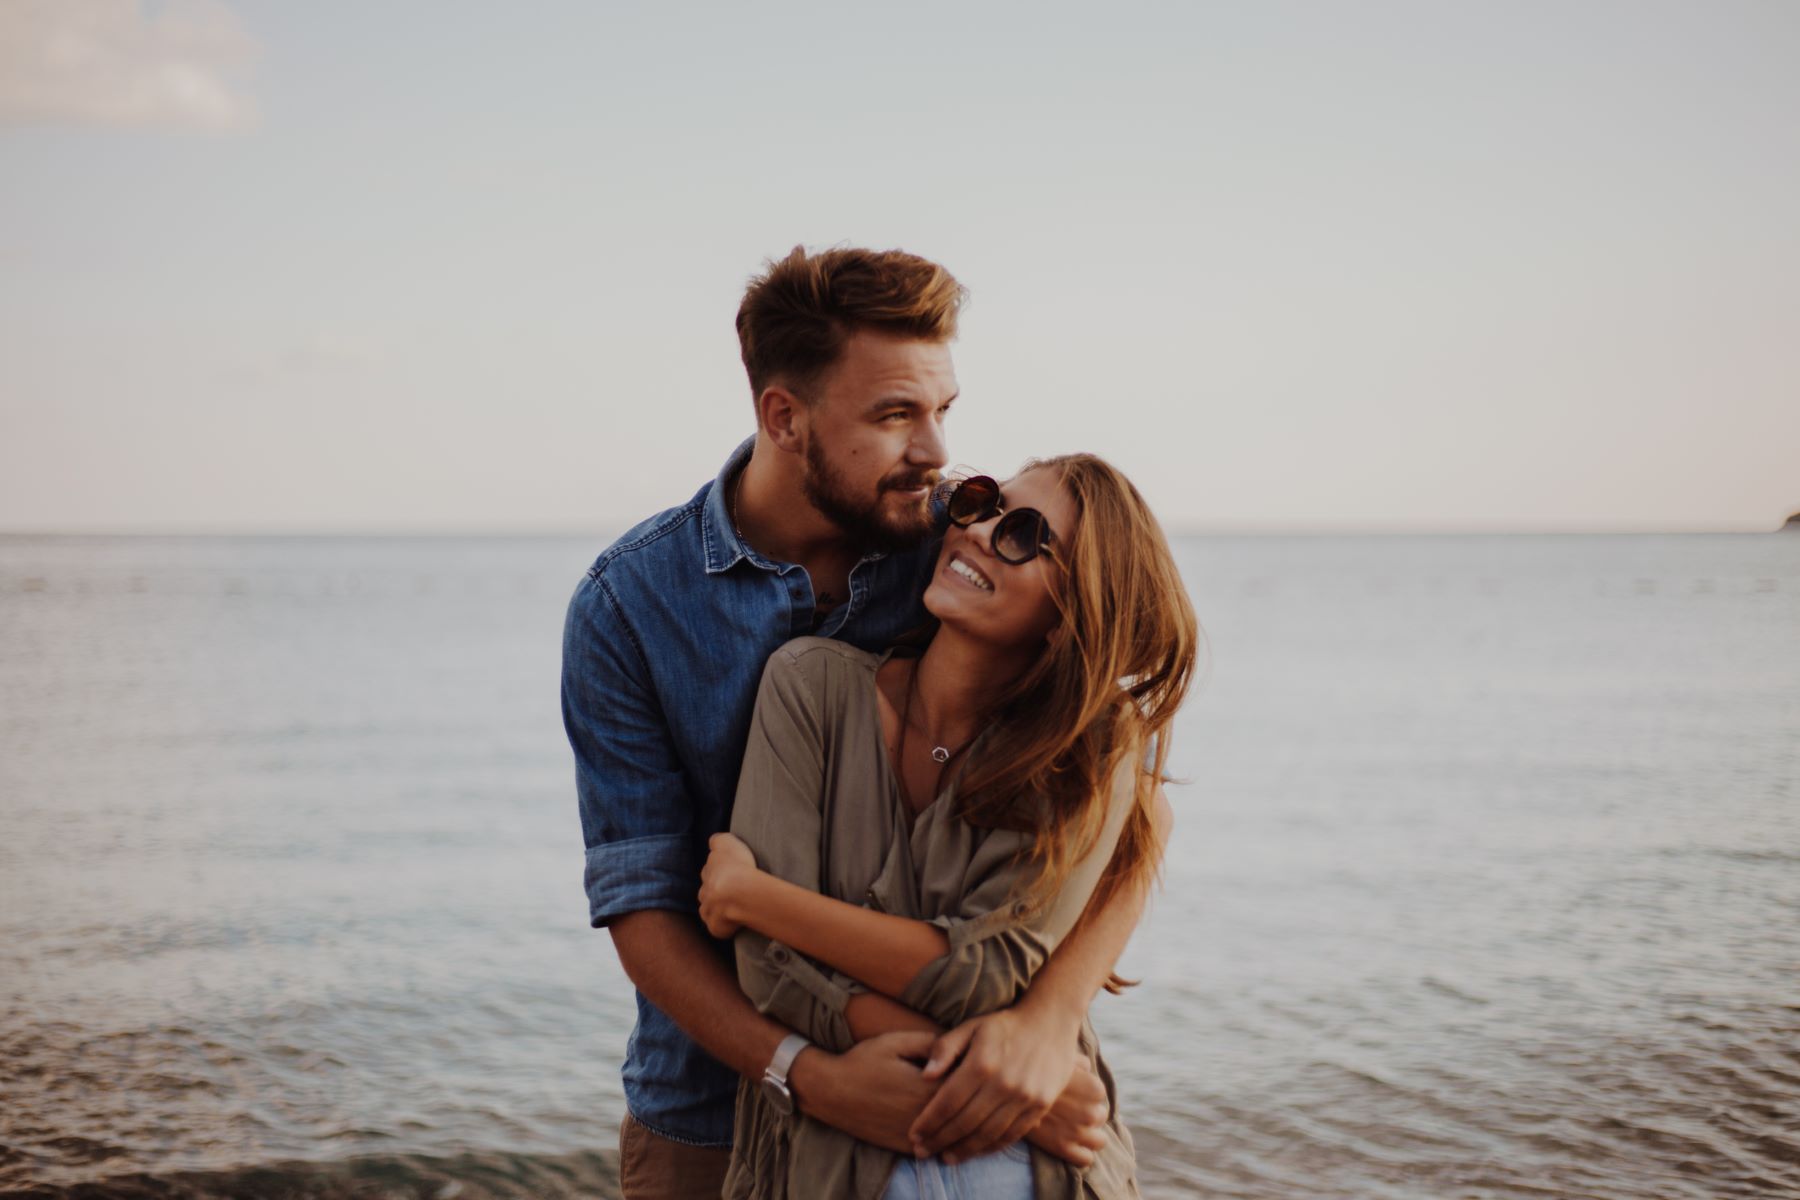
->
xmin=898 ymin=660 xmax=970 ymax=777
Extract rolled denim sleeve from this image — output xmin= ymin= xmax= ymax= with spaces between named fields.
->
xmin=729 ymin=648 xmax=863 ymax=1052
xmin=562 ymin=570 xmax=698 ymax=928
xmin=899 ymin=760 xmax=1139 ymax=1028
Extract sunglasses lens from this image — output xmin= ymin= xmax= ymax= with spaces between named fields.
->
xmin=993 ymin=510 xmax=1047 ymax=563
xmin=948 ymin=477 xmax=999 ymax=526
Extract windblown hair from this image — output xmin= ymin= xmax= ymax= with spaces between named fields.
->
xmin=735 ymin=245 xmax=967 ymax=404
xmin=951 ymin=454 xmax=1203 ymax=958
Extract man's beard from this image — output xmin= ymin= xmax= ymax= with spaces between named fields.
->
xmin=802 ymin=437 xmax=938 ymax=554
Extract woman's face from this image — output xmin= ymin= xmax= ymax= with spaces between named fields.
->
xmin=923 ymin=467 xmax=1073 ymax=651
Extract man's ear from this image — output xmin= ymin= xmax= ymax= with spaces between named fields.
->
xmin=758 ymin=385 xmax=810 ymax=454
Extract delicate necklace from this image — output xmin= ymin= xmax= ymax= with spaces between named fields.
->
xmin=896 ymin=660 xmax=974 ymax=808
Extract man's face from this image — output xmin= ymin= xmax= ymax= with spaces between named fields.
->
xmin=797 ymin=329 xmax=958 ymax=552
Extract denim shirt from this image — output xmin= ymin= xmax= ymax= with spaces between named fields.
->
xmin=561 ymin=435 xmax=939 ymax=1145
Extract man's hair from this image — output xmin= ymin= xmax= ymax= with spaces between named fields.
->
xmin=735 ymin=245 xmax=967 ymax=404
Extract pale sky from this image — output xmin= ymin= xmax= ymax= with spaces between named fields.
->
xmin=2 ymin=0 xmax=1796 ymax=534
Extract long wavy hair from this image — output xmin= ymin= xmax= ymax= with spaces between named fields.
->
xmin=949 ymin=454 xmax=1203 ymax=938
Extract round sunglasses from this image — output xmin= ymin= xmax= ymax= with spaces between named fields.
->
xmin=944 ymin=475 xmax=1057 ymax=565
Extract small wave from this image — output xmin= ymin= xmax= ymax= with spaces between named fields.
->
xmin=5 ymin=1148 xmax=620 ymax=1199
xmin=1657 ymin=846 xmax=1800 ymax=866
xmin=1420 ymin=976 xmax=1491 ymax=1006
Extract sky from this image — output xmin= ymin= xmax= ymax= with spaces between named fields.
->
xmin=2 ymin=0 xmax=1796 ymax=534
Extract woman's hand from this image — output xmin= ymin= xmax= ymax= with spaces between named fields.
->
xmin=909 ymin=1005 xmax=1085 ymax=1163
xmin=698 ymin=831 xmax=759 ymax=938
xmin=1024 ymin=1059 xmax=1109 ymax=1166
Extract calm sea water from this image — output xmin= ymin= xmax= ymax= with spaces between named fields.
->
xmin=2 ymin=532 xmax=1796 ymax=1199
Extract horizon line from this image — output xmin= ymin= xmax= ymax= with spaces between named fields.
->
xmin=2 ymin=520 xmax=1794 ymax=539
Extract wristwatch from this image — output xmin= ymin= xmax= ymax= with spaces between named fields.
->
xmin=759 ymin=1033 xmax=811 ymax=1116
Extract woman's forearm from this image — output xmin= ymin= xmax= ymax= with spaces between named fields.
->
xmin=846 ymin=990 xmax=940 ymax=1040
xmin=730 ymin=870 xmax=950 ymax=999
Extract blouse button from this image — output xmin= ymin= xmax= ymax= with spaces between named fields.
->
xmin=1012 ymin=901 xmax=1031 ymax=918
xmin=770 ymin=945 xmax=791 ymax=964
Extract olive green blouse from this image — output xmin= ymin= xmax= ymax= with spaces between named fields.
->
xmin=721 ymin=637 xmax=1141 ymax=1200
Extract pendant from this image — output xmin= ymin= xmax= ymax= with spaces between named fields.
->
xmin=931 ymin=746 xmax=950 ymax=763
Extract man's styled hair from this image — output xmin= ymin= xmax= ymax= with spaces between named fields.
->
xmin=735 ymin=245 xmax=967 ymax=404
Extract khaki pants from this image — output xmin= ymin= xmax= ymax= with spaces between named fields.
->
xmin=618 ymin=1111 xmax=731 ymax=1200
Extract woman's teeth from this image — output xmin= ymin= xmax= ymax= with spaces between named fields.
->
xmin=949 ymin=557 xmax=993 ymax=591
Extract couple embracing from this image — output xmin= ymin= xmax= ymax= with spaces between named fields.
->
xmin=561 ymin=245 xmax=1198 ymax=1200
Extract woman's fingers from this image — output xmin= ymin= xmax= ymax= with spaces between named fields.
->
xmin=695 ymin=869 xmax=740 ymax=936
xmin=942 ymin=1096 xmax=1038 ymax=1165
xmin=998 ymin=1103 xmax=1046 ymax=1151
xmin=708 ymin=831 xmax=753 ymax=865
xmin=696 ymin=900 xmax=734 ymax=939
xmin=698 ymin=832 xmax=756 ymax=938
xmin=1024 ymin=1100 xmax=1101 ymax=1167
xmin=916 ymin=1076 xmax=1030 ymax=1160
xmin=909 ymin=1067 xmax=982 ymax=1155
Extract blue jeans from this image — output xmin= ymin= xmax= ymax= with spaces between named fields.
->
xmin=882 ymin=1142 xmax=1035 ymax=1200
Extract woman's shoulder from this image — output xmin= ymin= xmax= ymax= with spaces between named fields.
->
xmin=748 ymin=636 xmax=882 ymax=741
xmin=766 ymin=635 xmax=883 ymax=675
xmin=758 ymin=636 xmax=883 ymax=705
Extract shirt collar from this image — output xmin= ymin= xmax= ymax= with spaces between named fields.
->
xmin=701 ymin=435 xmax=759 ymax=574
xmin=700 ymin=434 xmax=902 ymax=574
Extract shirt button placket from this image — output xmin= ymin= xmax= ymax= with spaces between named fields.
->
xmin=841 ymin=565 xmax=870 ymax=632
xmin=789 ymin=573 xmax=814 ymax=638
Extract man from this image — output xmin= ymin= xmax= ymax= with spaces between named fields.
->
xmin=562 ymin=246 xmax=1152 ymax=1198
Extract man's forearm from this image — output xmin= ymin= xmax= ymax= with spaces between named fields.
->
xmin=905 ymin=790 xmax=1173 ymax=1164
xmin=608 ymin=909 xmax=791 ymax=1079
xmin=1018 ymin=872 xmax=1148 ymax=1030
xmin=609 ymin=908 xmax=940 ymax=1153
xmin=1019 ymin=787 xmax=1170 ymax=1029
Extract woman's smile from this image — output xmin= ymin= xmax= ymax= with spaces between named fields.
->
xmin=945 ymin=551 xmax=995 ymax=592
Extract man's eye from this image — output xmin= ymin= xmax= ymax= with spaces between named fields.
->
xmin=882 ymin=412 xmax=909 ymax=423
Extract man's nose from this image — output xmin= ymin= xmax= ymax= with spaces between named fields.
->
xmin=907 ymin=412 xmax=950 ymax=470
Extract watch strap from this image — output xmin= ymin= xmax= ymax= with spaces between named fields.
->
xmin=764 ymin=1032 xmax=810 ymax=1087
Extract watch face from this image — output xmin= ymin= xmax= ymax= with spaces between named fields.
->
xmin=759 ymin=1074 xmax=795 ymax=1116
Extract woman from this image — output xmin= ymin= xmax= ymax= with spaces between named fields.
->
xmin=698 ymin=454 xmax=1198 ymax=1200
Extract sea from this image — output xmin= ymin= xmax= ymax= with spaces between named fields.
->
xmin=2 ymin=531 xmax=1796 ymax=1199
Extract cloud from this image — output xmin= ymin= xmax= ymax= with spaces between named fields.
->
xmin=0 ymin=0 xmax=258 ymax=131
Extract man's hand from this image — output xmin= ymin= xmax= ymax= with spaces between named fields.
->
xmin=908 ymin=1005 xmax=1085 ymax=1164
xmin=790 ymin=1031 xmax=939 ymax=1155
